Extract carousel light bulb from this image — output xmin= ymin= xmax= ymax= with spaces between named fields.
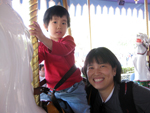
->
xmin=134 ymin=0 xmax=139 ymax=4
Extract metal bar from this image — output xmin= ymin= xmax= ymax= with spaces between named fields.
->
xmin=144 ymin=0 xmax=149 ymax=37
xmin=144 ymin=0 xmax=150 ymax=66
xmin=87 ymin=0 xmax=92 ymax=49
xmin=62 ymin=0 xmax=72 ymax=35
xmin=29 ymin=0 xmax=40 ymax=106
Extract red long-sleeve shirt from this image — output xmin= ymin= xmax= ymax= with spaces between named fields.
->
xmin=38 ymin=35 xmax=82 ymax=91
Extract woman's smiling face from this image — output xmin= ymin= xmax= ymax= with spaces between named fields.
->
xmin=87 ymin=58 xmax=116 ymax=92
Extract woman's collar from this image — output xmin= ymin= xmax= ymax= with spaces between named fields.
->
xmin=99 ymin=86 xmax=115 ymax=103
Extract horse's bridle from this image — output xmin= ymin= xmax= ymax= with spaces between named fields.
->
xmin=137 ymin=42 xmax=148 ymax=55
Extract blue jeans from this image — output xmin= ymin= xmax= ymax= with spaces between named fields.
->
xmin=40 ymin=92 xmax=49 ymax=101
xmin=47 ymin=81 xmax=90 ymax=113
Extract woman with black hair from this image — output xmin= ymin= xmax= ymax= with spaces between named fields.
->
xmin=82 ymin=47 xmax=150 ymax=113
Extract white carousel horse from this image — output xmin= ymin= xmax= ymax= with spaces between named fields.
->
xmin=132 ymin=33 xmax=150 ymax=81
xmin=0 ymin=0 xmax=46 ymax=113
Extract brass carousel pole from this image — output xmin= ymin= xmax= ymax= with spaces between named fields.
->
xmin=144 ymin=0 xmax=150 ymax=88
xmin=144 ymin=0 xmax=149 ymax=37
xmin=87 ymin=0 xmax=92 ymax=50
xmin=144 ymin=0 xmax=150 ymax=66
xmin=29 ymin=0 xmax=40 ymax=105
xmin=62 ymin=0 xmax=72 ymax=35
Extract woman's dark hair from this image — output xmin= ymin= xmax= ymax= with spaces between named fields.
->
xmin=43 ymin=5 xmax=70 ymax=28
xmin=82 ymin=47 xmax=122 ymax=85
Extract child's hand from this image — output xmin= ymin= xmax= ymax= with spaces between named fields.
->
xmin=29 ymin=22 xmax=46 ymax=42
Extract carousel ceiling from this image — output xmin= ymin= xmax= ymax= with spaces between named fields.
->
xmin=18 ymin=0 xmax=150 ymax=4
xmin=106 ymin=0 xmax=150 ymax=4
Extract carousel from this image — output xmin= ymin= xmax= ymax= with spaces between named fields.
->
xmin=0 ymin=0 xmax=150 ymax=113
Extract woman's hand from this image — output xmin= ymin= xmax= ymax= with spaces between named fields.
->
xmin=29 ymin=21 xmax=46 ymax=42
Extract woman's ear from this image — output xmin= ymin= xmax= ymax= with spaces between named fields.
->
xmin=43 ymin=24 xmax=48 ymax=32
xmin=113 ymin=66 xmax=117 ymax=76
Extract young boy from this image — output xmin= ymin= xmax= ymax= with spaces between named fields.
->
xmin=29 ymin=5 xmax=90 ymax=113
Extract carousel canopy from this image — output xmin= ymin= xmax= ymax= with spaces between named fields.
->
xmin=38 ymin=0 xmax=150 ymax=19
xmin=18 ymin=0 xmax=150 ymax=19
xmin=19 ymin=0 xmax=150 ymax=4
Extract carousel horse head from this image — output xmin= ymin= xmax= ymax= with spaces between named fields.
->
xmin=0 ymin=1 xmax=45 ymax=113
xmin=135 ymin=33 xmax=150 ymax=55
xmin=133 ymin=33 xmax=150 ymax=81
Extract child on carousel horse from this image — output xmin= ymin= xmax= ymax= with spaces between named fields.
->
xmin=29 ymin=5 xmax=90 ymax=113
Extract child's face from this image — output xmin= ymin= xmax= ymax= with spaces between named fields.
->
xmin=87 ymin=58 xmax=116 ymax=93
xmin=46 ymin=15 xmax=68 ymax=41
